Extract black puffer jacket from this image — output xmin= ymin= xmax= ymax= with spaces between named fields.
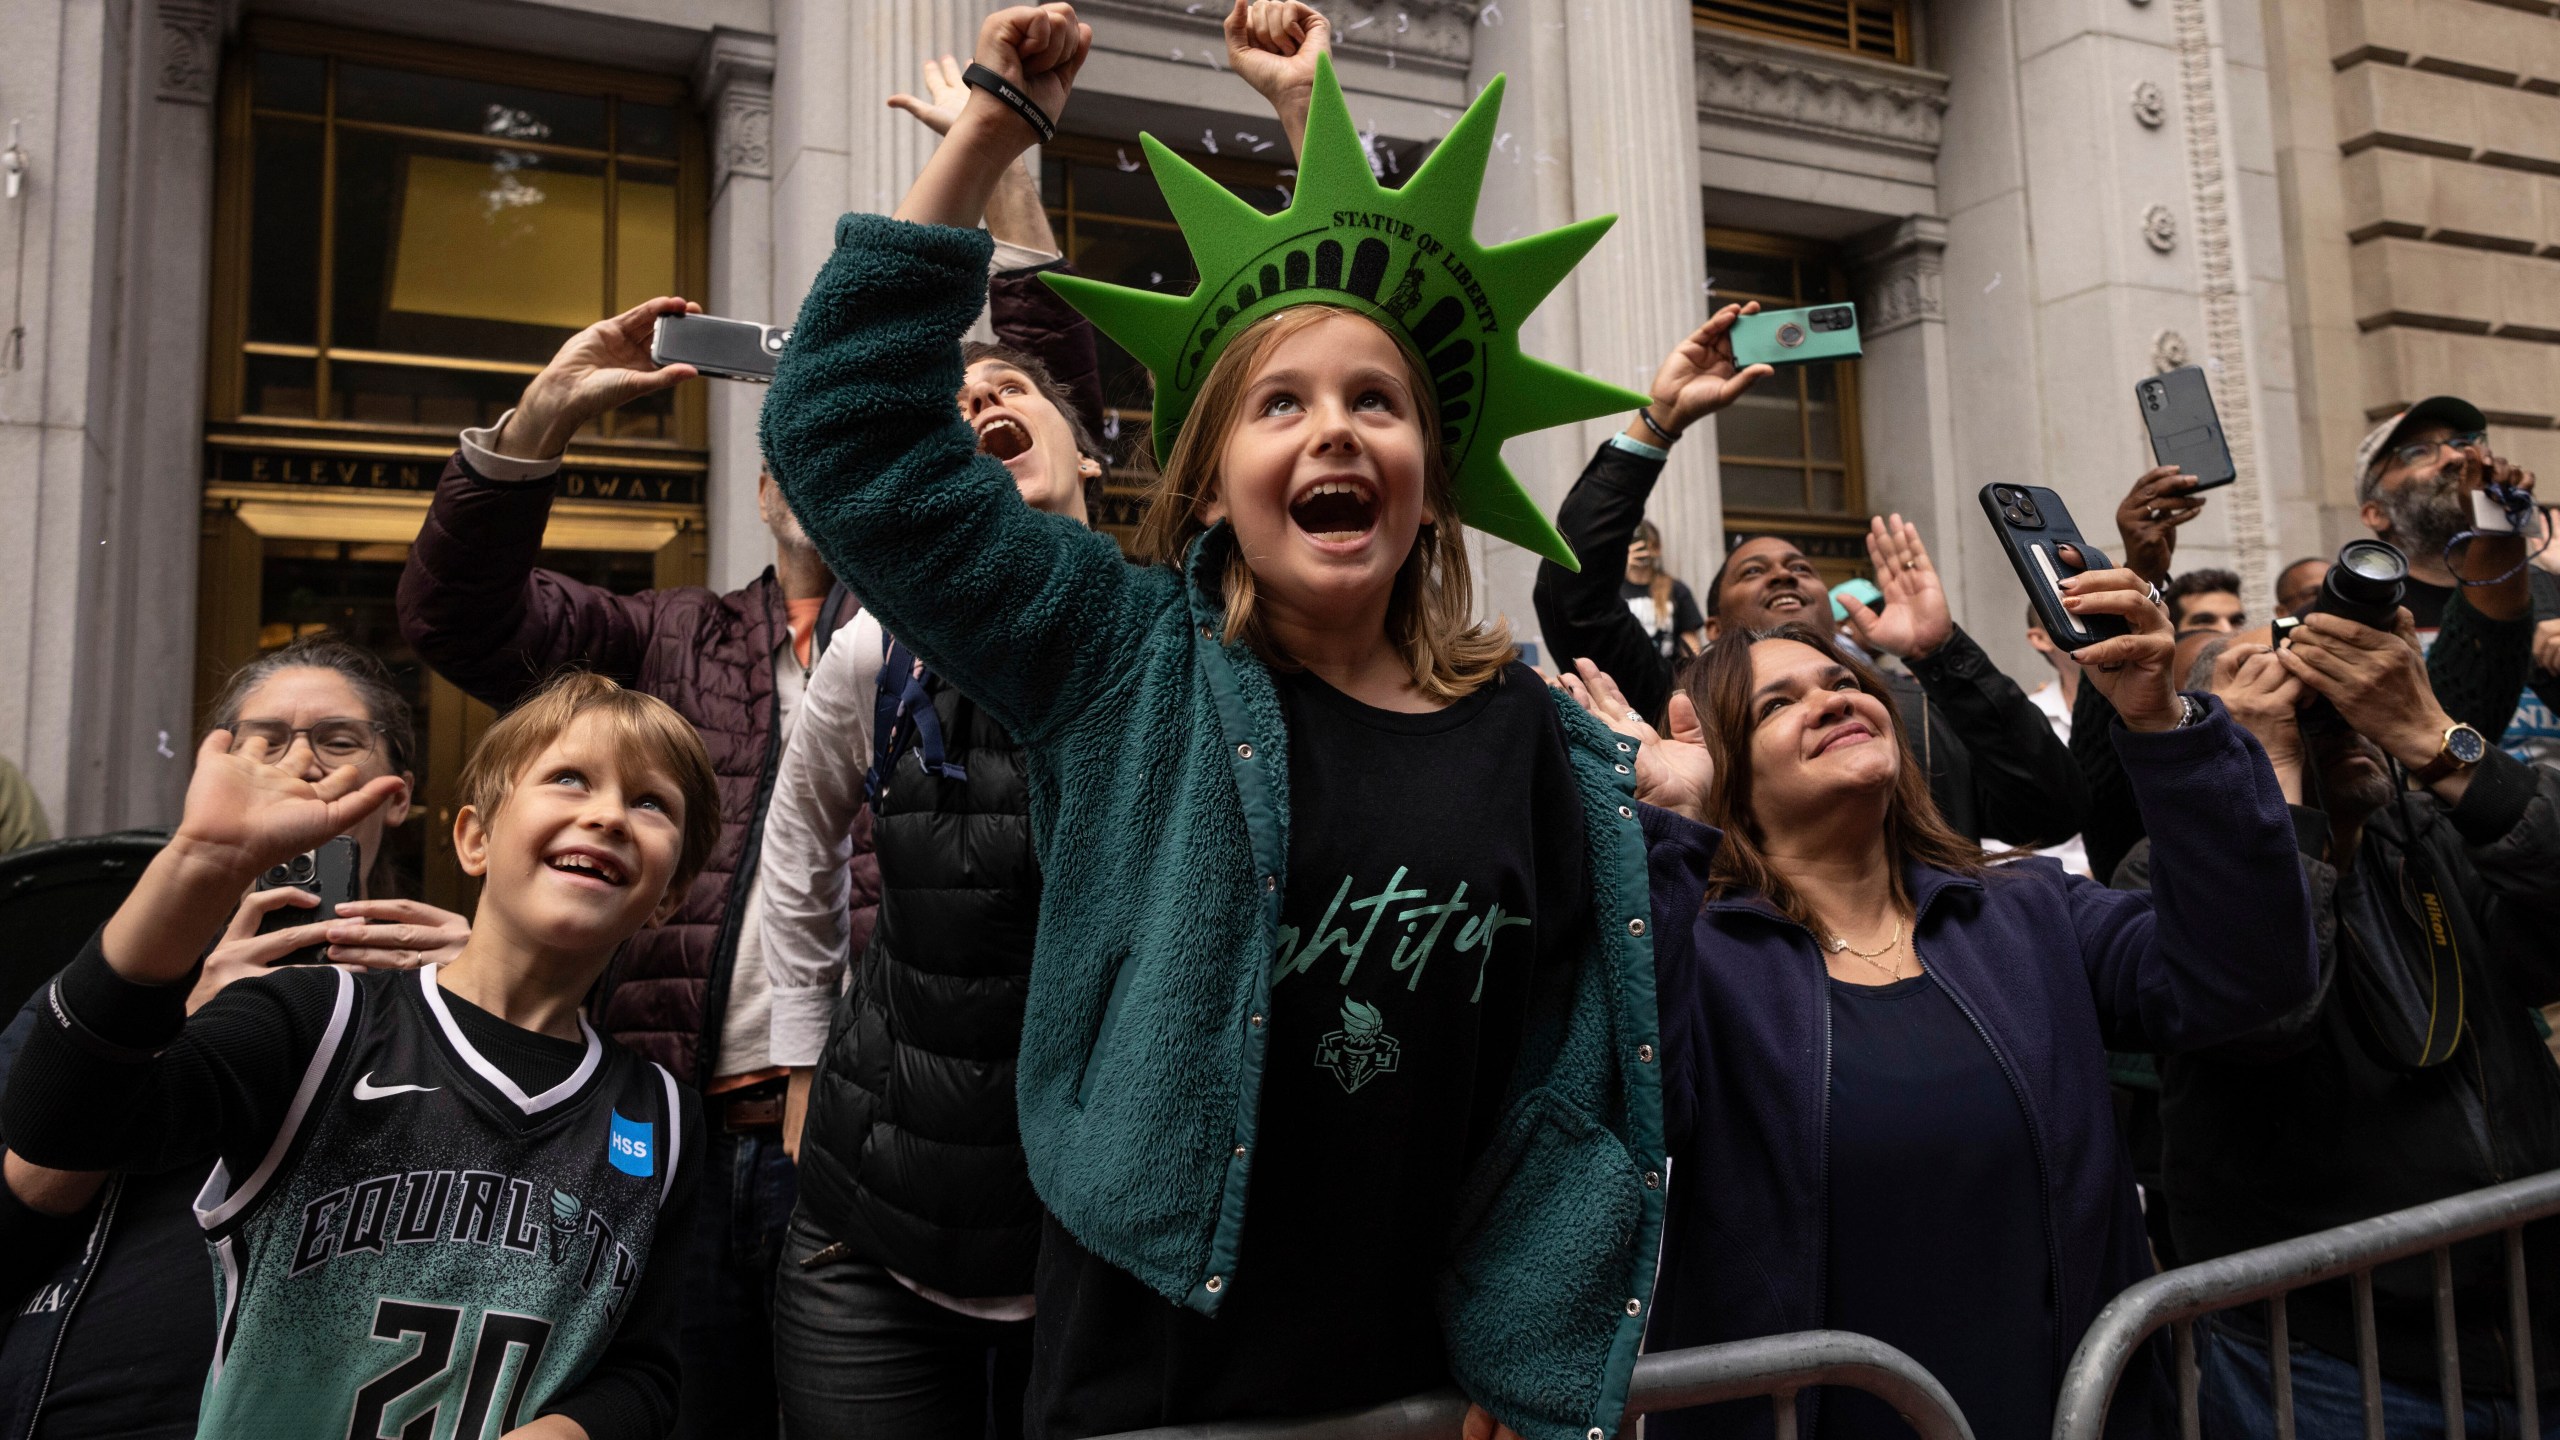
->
xmin=795 ymin=672 xmax=1043 ymax=1298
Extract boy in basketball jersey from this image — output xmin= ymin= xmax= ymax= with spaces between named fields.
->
xmin=2 ymin=671 xmax=717 ymax=1440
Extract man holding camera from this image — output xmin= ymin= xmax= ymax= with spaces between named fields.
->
xmin=2113 ymin=623 xmax=2560 ymax=1439
xmin=2354 ymin=396 xmax=2559 ymax=765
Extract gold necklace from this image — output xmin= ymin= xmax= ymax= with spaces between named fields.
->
xmin=1826 ymin=919 xmax=1902 ymax=959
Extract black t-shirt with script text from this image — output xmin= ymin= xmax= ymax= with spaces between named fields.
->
xmin=1027 ymin=661 xmax=1590 ymax=1437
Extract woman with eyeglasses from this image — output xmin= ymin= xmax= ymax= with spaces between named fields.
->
xmin=0 ymin=636 xmax=466 ymax=1440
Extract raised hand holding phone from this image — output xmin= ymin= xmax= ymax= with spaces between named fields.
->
xmin=98 ymin=730 xmax=406 ymax=988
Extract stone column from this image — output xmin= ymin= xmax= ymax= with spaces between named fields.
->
xmin=699 ymin=29 xmax=777 ymax=592
xmin=0 ymin=0 xmax=219 ymax=832
xmin=771 ymin=0 xmax=981 ymax=329
xmin=1561 ymin=0 xmax=1716 ymax=596
xmin=1849 ymin=216 xmax=1960 ymax=581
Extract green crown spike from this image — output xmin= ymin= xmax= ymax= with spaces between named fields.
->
xmin=1041 ymin=52 xmax=1648 ymax=569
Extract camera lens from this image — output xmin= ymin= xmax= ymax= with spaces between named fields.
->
xmin=2338 ymin=539 xmax=2406 ymax=584
xmin=1992 ymin=487 xmax=2015 ymax=504
xmin=1776 ymin=323 xmax=1806 ymax=348
xmin=1810 ymin=306 xmax=1852 ymax=332
xmin=2316 ymin=538 xmax=2408 ymax=630
xmin=285 ymin=853 xmax=318 ymax=885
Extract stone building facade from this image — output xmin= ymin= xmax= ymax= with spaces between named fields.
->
xmin=0 ymin=0 xmax=2545 ymax=879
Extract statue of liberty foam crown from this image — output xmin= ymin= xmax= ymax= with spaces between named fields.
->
xmin=1040 ymin=53 xmax=1647 ymax=570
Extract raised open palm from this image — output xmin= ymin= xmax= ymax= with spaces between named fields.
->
xmin=1841 ymin=513 xmax=1953 ymax=660
xmin=174 ymin=731 xmax=407 ymax=881
xmin=1556 ymin=659 xmax=1716 ymax=823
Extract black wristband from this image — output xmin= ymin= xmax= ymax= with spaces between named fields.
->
xmin=1636 ymin=406 xmax=1678 ymax=446
xmin=43 ymin=977 xmax=166 ymax=1066
xmin=962 ymin=63 xmax=1056 ymax=144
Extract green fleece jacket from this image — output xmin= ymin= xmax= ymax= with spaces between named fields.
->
xmin=761 ymin=213 xmax=1665 ymax=1440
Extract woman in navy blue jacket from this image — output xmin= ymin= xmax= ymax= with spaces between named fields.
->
xmin=1559 ymin=556 xmax=2315 ymax=1440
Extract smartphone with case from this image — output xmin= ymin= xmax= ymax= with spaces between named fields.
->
xmin=2135 ymin=365 xmax=2236 ymax=491
xmin=1979 ymin=483 xmax=2131 ymax=653
xmin=650 ymin=313 xmax=790 ymax=383
xmin=255 ymin=836 xmax=360 ymax=966
xmin=1730 ymin=303 xmax=1862 ymax=370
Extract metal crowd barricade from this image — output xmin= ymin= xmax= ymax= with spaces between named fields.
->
xmin=1095 ymin=1330 xmax=1974 ymax=1440
xmin=2053 ymin=1166 xmax=2560 ymax=1440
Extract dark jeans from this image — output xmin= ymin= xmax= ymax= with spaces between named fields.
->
xmin=2199 ymin=1316 xmax=2560 ymax=1440
xmin=773 ymin=1205 xmax=1034 ymax=1440
xmin=673 ymin=1124 xmax=797 ymax=1440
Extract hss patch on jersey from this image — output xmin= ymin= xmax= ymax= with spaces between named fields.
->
xmin=193 ymin=966 xmax=684 ymax=1440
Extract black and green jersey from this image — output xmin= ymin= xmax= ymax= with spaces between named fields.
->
xmin=190 ymin=965 xmax=685 ymax=1439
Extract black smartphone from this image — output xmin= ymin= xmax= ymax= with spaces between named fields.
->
xmin=255 ymin=836 xmax=360 ymax=965
xmin=2135 ymin=365 xmax=2236 ymax=491
xmin=1979 ymin=483 xmax=2131 ymax=653
xmin=650 ymin=313 xmax=789 ymax=383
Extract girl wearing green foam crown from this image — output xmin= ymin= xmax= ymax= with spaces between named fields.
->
xmin=761 ymin=6 xmax=1760 ymax=1437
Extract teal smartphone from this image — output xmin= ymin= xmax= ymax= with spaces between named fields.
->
xmin=1730 ymin=303 xmax=1862 ymax=369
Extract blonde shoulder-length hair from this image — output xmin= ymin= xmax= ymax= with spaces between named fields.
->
xmin=1129 ymin=303 xmax=1516 ymax=703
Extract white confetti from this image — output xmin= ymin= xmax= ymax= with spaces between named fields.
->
xmin=1187 ymin=1 xmax=1203 ymax=9
xmin=1345 ymin=13 xmax=1373 ymax=29
xmin=1278 ymin=168 xmax=1297 ymax=178
xmin=155 ymin=729 xmax=175 ymax=759
xmin=1103 ymin=413 xmax=1122 ymax=440
xmin=1277 ymin=183 xmax=1292 ymax=203
xmin=1150 ymin=270 xmax=1164 ymax=284
xmin=1396 ymin=11 xmax=1410 ymax=32
xmin=1253 ymin=140 xmax=1274 ymax=152
xmin=1202 ymin=128 xmax=1219 ymax=154
xmin=1116 ymin=147 xmax=1140 ymax=172
xmin=1983 ymin=272 xmax=2002 ymax=294
xmin=1170 ymin=47 xmax=1185 ymax=60
xmin=2207 ymin=356 xmax=2223 ymax=371
xmin=1236 ymin=131 xmax=1261 ymax=145
xmin=1481 ymin=1 xmax=1503 ymax=23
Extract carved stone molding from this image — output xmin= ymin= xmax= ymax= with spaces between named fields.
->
xmin=694 ymin=29 xmax=775 ymax=194
xmin=2169 ymin=0 xmax=2270 ymax=596
xmin=1849 ymin=215 xmax=1947 ymax=337
xmin=1695 ymin=31 xmax=1949 ymax=157
xmin=2152 ymin=329 xmax=2190 ymax=372
xmin=2142 ymin=203 xmax=2179 ymax=252
xmin=2132 ymin=80 xmax=2166 ymax=128
xmin=158 ymin=0 xmax=219 ymax=105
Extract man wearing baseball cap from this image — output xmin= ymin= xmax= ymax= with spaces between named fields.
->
xmin=2352 ymin=397 xmax=2558 ymax=767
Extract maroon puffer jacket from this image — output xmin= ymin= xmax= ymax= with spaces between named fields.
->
xmin=396 ymin=459 xmax=882 ymax=1080
xmin=394 ymin=266 xmax=1095 ymax=1081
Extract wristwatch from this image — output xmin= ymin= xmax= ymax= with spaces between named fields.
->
xmin=2409 ymin=721 xmax=2489 ymax=785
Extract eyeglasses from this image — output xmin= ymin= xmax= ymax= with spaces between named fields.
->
xmin=2447 ymin=480 xmax=2553 ymax=589
xmin=2387 ymin=431 xmax=2489 ymax=472
xmin=228 ymin=718 xmax=388 ymax=765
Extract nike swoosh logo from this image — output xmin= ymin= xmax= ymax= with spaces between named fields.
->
xmin=352 ymin=1073 xmax=440 ymax=1101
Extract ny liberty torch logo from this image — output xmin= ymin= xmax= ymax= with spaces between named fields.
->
xmin=1314 ymin=999 xmax=1401 ymax=1095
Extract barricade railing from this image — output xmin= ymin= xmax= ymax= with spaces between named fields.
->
xmin=1094 ymin=1330 xmax=1974 ymax=1440
xmin=2053 ymin=1166 xmax=2560 ymax=1440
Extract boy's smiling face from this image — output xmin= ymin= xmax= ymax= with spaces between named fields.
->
xmin=455 ymin=712 xmax=690 ymax=957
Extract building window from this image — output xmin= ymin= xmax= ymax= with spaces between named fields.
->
xmin=202 ymin=21 xmax=708 ymax=910
xmin=1694 ymin=0 xmax=1911 ymax=63
xmin=1706 ymin=227 xmax=1865 ymax=527
xmin=212 ymin=23 xmax=705 ymax=446
xmin=1040 ymin=134 xmax=1294 ymax=540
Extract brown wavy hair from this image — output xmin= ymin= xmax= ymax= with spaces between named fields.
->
xmin=1130 ymin=304 xmax=1514 ymax=702
xmin=1685 ymin=622 xmax=1991 ymax=929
